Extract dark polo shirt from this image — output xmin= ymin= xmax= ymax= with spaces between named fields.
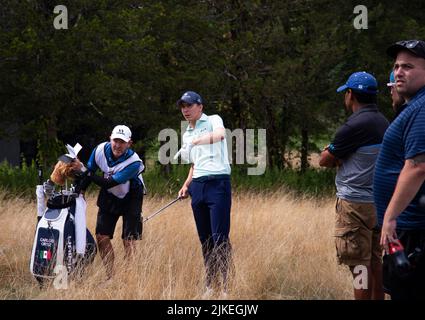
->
xmin=328 ymin=105 xmax=389 ymax=203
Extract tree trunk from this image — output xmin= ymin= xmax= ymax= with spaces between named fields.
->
xmin=300 ymin=126 xmax=309 ymax=173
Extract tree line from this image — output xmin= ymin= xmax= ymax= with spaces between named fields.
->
xmin=1 ymin=0 xmax=425 ymax=171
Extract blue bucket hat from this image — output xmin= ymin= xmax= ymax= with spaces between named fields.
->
xmin=387 ymin=71 xmax=396 ymax=87
xmin=176 ymin=91 xmax=203 ymax=106
xmin=337 ymin=71 xmax=378 ymax=95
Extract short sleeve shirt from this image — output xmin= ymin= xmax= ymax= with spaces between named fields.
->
xmin=182 ymin=113 xmax=231 ymax=179
xmin=374 ymin=86 xmax=425 ymax=229
xmin=328 ymin=105 xmax=389 ymax=202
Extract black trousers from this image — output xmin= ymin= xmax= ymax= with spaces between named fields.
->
xmin=189 ymin=176 xmax=232 ymax=287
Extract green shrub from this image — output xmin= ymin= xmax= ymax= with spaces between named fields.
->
xmin=0 ymin=161 xmax=336 ymax=198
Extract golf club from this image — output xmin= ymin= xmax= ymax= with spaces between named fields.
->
xmin=143 ymin=196 xmax=183 ymax=223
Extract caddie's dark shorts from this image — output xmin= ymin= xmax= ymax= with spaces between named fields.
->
xmin=95 ymin=186 xmax=143 ymax=240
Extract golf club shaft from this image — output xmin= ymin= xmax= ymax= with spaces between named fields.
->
xmin=143 ymin=197 xmax=182 ymax=222
xmin=38 ymin=167 xmax=43 ymax=185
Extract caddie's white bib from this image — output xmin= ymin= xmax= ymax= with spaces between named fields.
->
xmin=94 ymin=142 xmax=144 ymax=199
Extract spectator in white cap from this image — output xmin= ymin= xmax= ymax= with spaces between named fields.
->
xmin=82 ymin=125 xmax=145 ymax=280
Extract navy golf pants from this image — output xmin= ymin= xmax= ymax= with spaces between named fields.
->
xmin=189 ymin=175 xmax=232 ymax=287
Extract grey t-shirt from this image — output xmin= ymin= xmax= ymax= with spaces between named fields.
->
xmin=328 ymin=105 xmax=389 ymax=203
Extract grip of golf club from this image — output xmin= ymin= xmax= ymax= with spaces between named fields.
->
xmin=173 ymin=150 xmax=181 ymax=160
xmin=38 ymin=167 xmax=43 ymax=185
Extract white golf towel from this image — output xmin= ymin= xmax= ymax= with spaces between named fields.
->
xmin=75 ymin=194 xmax=87 ymax=255
xmin=65 ymin=143 xmax=82 ymax=159
xmin=36 ymin=185 xmax=45 ymax=217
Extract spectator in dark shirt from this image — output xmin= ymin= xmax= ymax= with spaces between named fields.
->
xmin=320 ymin=71 xmax=389 ymax=300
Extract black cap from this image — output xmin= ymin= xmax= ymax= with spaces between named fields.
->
xmin=387 ymin=40 xmax=425 ymax=59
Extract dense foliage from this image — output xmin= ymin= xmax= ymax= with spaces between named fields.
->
xmin=1 ymin=0 xmax=425 ymax=170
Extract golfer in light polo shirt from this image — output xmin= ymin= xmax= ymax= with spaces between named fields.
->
xmin=175 ymin=91 xmax=232 ymax=297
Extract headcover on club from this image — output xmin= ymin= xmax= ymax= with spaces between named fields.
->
xmin=58 ymin=154 xmax=74 ymax=164
xmin=50 ymin=159 xmax=85 ymax=185
xmin=58 ymin=143 xmax=83 ymax=163
xmin=51 ymin=143 xmax=86 ymax=185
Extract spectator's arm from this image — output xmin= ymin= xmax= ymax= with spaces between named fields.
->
xmin=319 ymin=146 xmax=341 ymax=168
xmin=381 ymin=156 xmax=425 ymax=248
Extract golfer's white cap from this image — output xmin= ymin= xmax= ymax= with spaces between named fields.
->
xmin=111 ymin=125 xmax=132 ymax=142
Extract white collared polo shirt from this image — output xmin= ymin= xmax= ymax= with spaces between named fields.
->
xmin=183 ymin=113 xmax=231 ymax=179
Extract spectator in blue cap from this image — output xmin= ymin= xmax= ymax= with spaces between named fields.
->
xmin=336 ymin=71 xmax=379 ymax=95
xmin=387 ymin=71 xmax=406 ymax=117
xmin=320 ymin=71 xmax=389 ymax=300
xmin=387 ymin=70 xmax=396 ymax=86
xmin=175 ymin=91 xmax=232 ymax=298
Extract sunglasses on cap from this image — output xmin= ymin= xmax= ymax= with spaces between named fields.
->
xmin=395 ymin=40 xmax=420 ymax=49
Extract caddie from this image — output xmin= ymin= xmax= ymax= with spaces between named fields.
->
xmin=84 ymin=125 xmax=145 ymax=280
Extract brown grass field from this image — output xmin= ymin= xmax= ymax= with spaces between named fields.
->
xmin=0 ymin=190 xmax=354 ymax=300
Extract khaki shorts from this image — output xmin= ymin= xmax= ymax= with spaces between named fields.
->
xmin=334 ymin=198 xmax=382 ymax=266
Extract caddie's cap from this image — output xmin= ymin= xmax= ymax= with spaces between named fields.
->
xmin=110 ymin=125 xmax=132 ymax=142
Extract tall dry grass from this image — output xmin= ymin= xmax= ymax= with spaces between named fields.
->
xmin=0 ymin=190 xmax=353 ymax=300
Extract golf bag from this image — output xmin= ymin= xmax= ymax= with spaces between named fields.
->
xmin=30 ymin=188 xmax=97 ymax=285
